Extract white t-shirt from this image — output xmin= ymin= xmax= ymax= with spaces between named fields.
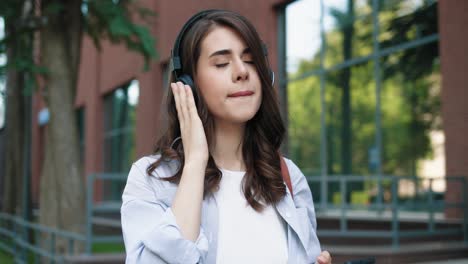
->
xmin=214 ymin=168 xmax=288 ymax=264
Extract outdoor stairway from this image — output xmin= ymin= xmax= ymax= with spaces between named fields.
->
xmin=82 ymin=211 xmax=467 ymax=263
xmin=317 ymin=211 xmax=468 ymax=263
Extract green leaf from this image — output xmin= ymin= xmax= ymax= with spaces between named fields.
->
xmin=133 ymin=25 xmax=156 ymax=58
xmin=23 ymin=73 xmax=35 ymax=96
xmin=109 ymin=16 xmax=132 ymax=37
xmin=44 ymin=2 xmax=65 ymax=16
xmin=84 ymin=0 xmax=157 ymax=71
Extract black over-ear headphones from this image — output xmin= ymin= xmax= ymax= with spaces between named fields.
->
xmin=169 ymin=9 xmax=275 ymax=99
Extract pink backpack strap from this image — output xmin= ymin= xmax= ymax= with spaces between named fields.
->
xmin=280 ymin=156 xmax=293 ymax=198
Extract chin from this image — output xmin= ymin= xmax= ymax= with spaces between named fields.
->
xmin=228 ymin=110 xmax=258 ymax=124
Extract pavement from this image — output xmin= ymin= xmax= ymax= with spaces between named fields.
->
xmin=416 ymin=259 xmax=468 ymax=264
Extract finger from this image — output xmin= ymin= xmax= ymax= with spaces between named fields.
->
xmin=171 ymin=83 xmax=185 ymax=127
xmin=317 ymin=256 xmax=326 ymax=264
xmin=184 ymin=84 xmax=198 ymax=115
xmin=177 ymin=82 xmax=189 ymax=125
xmin=317 ymin=251 xmax=331 ymax=264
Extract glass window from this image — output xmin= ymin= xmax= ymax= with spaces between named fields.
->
xmin=325 ymin=60 xmax=375 ymax=176
xmin=103 ymin=79 xmax=139 ymax=199
xmin=282 ymin=0 xmax=442 ymax=204
xmin=381 ymin=45 xmax=441 ymax=177
xmin=378 ymin=0 xmax=438 ymax=48
xmin=287 ymin=75 xmax=321 ymax=176
xmin=286 ymin=0 xmax=322 ymax=75
xmin=324 ymin=0 xmax=373 ymax=67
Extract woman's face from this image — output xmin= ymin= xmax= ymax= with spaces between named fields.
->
xmin=195 ymin=26 xmax=262 ymax=125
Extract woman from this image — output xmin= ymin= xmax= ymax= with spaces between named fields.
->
xmin=121 ymin=9 xmax=332 ymax=264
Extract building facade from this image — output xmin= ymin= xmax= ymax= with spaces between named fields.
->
xmin=28 ymin=0 xmax=467 ymax=218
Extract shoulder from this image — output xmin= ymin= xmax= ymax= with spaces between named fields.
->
xmin=129 ymin=154 xmax=180 ymax=189
xmin=122 ymin=155 xmax=180 ymax=209
xmin=281 ymin=156 xmax=305 ymax=185
xmin=132 ymin=154 xmax=178 ymax=175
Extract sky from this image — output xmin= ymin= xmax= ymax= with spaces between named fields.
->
xmin=285 ymin=0 xmax=424 ymax=73
xmin=286 ymin=0 xmax=348 ymax=73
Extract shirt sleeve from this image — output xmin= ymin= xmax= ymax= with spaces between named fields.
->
xmin=286 ymin=158 xmax=322 ymax=262
xmin=121 ymin=160 xmax=209 ymax=264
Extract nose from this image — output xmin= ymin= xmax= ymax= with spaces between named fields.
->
xmin=232 ymin=58 xmax=249 ymax=82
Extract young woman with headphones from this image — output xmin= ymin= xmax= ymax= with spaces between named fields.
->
xmin=121 ymin=9 xmax=332 ymax=264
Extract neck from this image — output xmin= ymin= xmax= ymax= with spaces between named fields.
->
xmin=211 ymin=119 xmax=246 ymax=171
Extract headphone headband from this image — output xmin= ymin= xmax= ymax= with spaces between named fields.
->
xmin=169 ymin=9 xmax=274 ymax=88
xmin=170 ymin=9 xmax=222 ymax=77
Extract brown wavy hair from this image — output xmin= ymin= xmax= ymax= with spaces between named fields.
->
xmin=147 ymin=10 xmax=286 ymax=212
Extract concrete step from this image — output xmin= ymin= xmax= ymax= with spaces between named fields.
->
xmin=52 ymin=243 xmax=468 ymax=264
xmin=64 ymin=253 xmax=125 ymax=264
xmin=416 ymin=258 xmax=468 ymax=264
xmin=316 ymin=211 xmax=465 ymax=246
xmin=325 ymin=242 xmax=468 ymax=264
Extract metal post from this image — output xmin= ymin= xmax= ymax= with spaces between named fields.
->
xmin=34 ymin=229 xmax=39 ymax=264
xmin=68 ymin=239 xmax=74 ymax=255
xmin=340 ymin=177 xmax=348 ymax=232
xmin=391 ymin=176 xmax=399 ymax=248
xmin=414 ymin=175 xmax=419 ymax=210
xmin=13 ymin=218 xmax=18 ymax=262
xmin=372 ymin=0 xmax=383 ymax=215
xmin=319 ymin=0 xmax=329 ymax=211
xmin=86 ymin=174 xmax=94 ymax=254
xmin=428 ymin=178 xmax=434 ymax=232
xmin=464 ymin=178 xmax=468 ymax=244
xmin=20 ymin=221 xmax=26 ymax=262
xmin=50 ymin=233 xmax=56 ymax=264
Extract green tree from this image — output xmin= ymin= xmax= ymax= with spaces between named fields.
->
xmin=1 ymin=0 xmax=156 ymax=254
xmin=330 ymin=0 xmax=355 ymax=175
xmin=0 ymin=0 xmax=36 ymax=220
xmin=380 ymin=1 xmax=439 ymax=176
xmin=288 ymin=0 xmax=439 ymax=182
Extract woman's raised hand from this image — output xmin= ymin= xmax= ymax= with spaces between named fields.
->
xmin=170 ymin=82 xmax=208 ymax=241
xmin=171 ymin=82 xmax=209 ymax=165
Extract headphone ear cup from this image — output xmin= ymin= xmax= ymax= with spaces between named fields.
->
xmin=178 ymin=74 xmax=194 ymax=88
xmin=177 ymin=74 xmax=198 ymax=103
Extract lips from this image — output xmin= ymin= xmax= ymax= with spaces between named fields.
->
xmin=228 ymin=91 xmax=254 ymax=97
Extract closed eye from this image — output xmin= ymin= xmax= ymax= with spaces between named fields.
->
xmin=215 ymin=61 xmax=254 ymax=68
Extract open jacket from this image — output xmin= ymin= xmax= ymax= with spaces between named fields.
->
xmin=121 ymin=155 xmax=321 ymax=263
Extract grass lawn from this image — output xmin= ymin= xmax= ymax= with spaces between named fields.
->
xmin=0 ymin=251 xmax=13 ymax=264
xmin=92 ymin=242 xmax=125 ymax=254
xmin=0 ymin=242 xmax=125 ymax=263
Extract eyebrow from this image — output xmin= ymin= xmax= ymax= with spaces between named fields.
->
xmin=208 ymin=47 xmax=251 ymax=58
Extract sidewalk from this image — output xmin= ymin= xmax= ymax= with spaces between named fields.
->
xmin=416 ymin=259 xmax=468 ymax=264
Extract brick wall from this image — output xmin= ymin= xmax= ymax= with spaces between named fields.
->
xmin=438 ymin=1 xmax=468 ymax=218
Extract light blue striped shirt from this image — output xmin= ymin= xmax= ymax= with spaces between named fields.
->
xmin=121 ymin=155 xmax=321 ymax=263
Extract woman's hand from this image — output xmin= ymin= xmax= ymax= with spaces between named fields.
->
xmin=317 ymin=250 xmax=332 ymax=264
xmin=171 ymin=82 xmax=208 ymax=241
xmin=171 ymin=82 xmax=209 ymax=165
